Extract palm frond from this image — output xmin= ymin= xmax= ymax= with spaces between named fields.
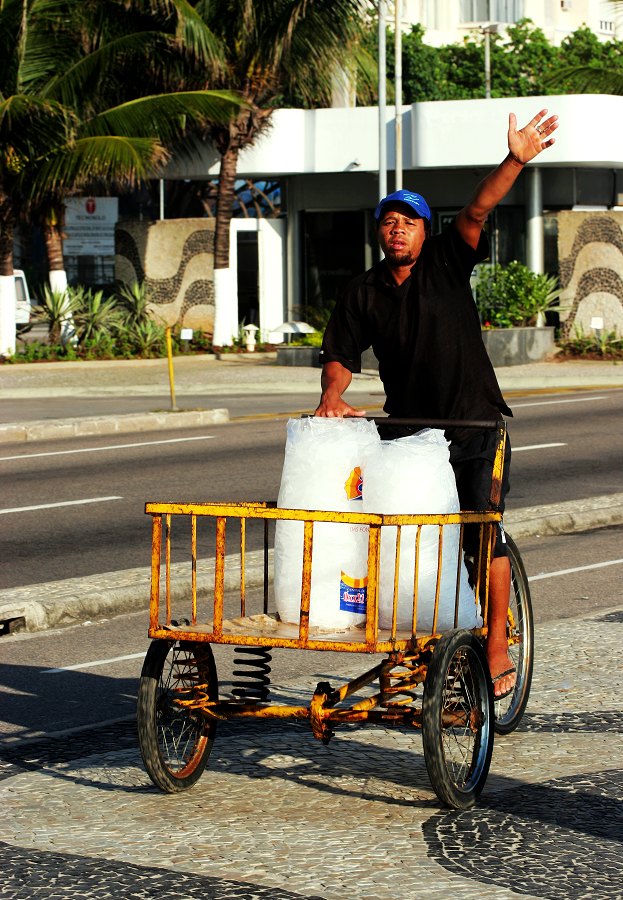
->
xmin=0 ymin=94 xmax=72 ymax=155
xmin=148 ymin=0 xmax=225 ymax=68
xmin=544 ymin=64 xmax=623 ymax=95
xmin=40 ymin=31 xmax=189 ymax=108
xmin=28 ymin=135 xmax=169 ymax=198
xmin=83 ymin=90 xmax=244 ymax=142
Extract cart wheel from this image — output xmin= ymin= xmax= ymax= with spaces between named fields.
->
xmin=422 ymin=630 xmax=494 ymax=809
xmin=494 ymin=534 xmax=534 ymax=735
xmin=137 ymin=640 xmax=218 ymax=793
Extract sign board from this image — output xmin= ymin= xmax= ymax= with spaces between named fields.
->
xmin=64 ymin=197 xmax=119 ymax=255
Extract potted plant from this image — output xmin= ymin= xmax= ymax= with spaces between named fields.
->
xmin=474 ymin=261 xmax=562 ymax=366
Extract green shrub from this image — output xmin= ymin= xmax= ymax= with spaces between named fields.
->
xmin=114 ymin=281 xmax=153 ymax=328
xmin=38 ymin=286 xmax=79 ymax=344
xmin=475 ymin=261 xmax=562 ymax=328
xmin=73 ymin=287 xmax=122 ymax=344
xmin=558 ymin=326 xmax=623 ymax=359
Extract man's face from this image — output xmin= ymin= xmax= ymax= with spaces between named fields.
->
xmin=377 ymin=203 xmax=427 ymax=268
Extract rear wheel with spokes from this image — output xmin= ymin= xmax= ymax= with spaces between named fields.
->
xmin=137 ymin=640 xmax=218 ymax=793
xmin=494 ymin=534 xmax=534 ymax=735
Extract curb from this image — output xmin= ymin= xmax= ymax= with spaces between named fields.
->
xmin=503 ymin=491 xmax=623 ymax=537
xmin=0 ymin=407 xmax=229 ymax=443
xmin=2 ymin=494 xmax=622 ymax=635
xmin=0 ymin=551 xmax=269 ymax=634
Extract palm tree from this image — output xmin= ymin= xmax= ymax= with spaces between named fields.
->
xmin=159 ymin=0 xmax=375 ymax=345
xmin=545 ymin=1 xmax=623 ymax=94
xmin=0 ymin=0 xmax=241 ymax=355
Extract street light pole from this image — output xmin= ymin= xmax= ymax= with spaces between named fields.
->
xmin=378 ymin=0 xmax=387 ymax=201
xmin=481 ymin=22 xmax=499 ymax=99
xmin=484 ymin=28 xmax=491 ymax=99
xmin=395 ymin=0 xmax=402 ymax=190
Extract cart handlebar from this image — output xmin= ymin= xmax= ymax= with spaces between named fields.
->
xmin=366 ymin=417 xmax=500 ymax=430
xmin=304 ymin=414 xmax=502 ymax=430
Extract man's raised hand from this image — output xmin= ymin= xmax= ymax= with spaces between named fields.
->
xmin=508 ymin=108 xmax=558 ymax=165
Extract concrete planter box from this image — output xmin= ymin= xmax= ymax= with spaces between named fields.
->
xmin=480 ymin=326 xmax=556 ymax=367
xmin=276 ymin=327 xmax=555 ymax=369
xmin=276 ymin=346 xmax=321 ymax=367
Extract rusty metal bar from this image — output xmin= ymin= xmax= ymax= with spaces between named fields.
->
xmin=391 ymin=525 xmax=401 ymax=639
xmin=191 ymin=514 xmax=197 ymax=625
xmin=240 ymin=518 xmax=246 ymax=617
xmin=203 ymin=703 xmax=311 ymax=720
xmin=149 ymin=514 xmax=163 ymax=631
xmin=365 ymin=525 xmax=381 ymax=646
xmin=148 ymin=625 xmax=432 ymax=654
xmin=454 ymin=523 xmax=464 ymax=629
xmin=299 ymin=520 xmax=314 ymax=643
xmin=192 ymin=702 xmax=426 ymax=730
xmin=412 ymin=525 xmax=422 ymax=634
xmin=431 ymin=524 xmax=444 ymax=635
xmin=146 ymin=501 xmax=499 ymax=527
xmin=165 ymin=513 xmax=171 ymax=624
xmin=331 ymin=658 xmax=393 ymax=705
xmin=213 ymin=516 xmax=226 ymax=637
xmin=263 ymin=518 xmax=269 ymax=614
xmin=489 ymin=420 xmax=507 ymax=510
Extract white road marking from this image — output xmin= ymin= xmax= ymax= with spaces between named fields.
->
xmin=513 ymin=442 xmax=567 ymax=452
xmin=0 ymin=434 xmax=216 ymax=462
xmin=43 ymin=652 xmax=145 ymax=674
xmin=529 ymin=558 xmax=623 ymax=581
xmin=0 ymin=496 xmax=122 ymax=515
xmin=513 ymin=395 xmax=607 ymax=409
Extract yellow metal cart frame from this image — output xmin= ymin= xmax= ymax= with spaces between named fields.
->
xmin=137 ymin=420 xmax=533 ymax=809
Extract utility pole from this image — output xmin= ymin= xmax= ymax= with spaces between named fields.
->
xmin=395 ymin=0 xmax=402 ymax=190
xmin=378 ymin=0 xmax=387 ymax=201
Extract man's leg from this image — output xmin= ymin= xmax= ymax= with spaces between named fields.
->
xmin=486 ymin=554 xmax=515 ymax=698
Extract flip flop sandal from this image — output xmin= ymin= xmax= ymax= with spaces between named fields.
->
xmin=491 ymin=666 xmax=516 ymax=701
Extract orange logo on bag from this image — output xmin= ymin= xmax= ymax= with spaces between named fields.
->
xmin=340 ymin=572 xmax=367 ymax=589
xmin=344 ymin=466 xmax=363 ymax=501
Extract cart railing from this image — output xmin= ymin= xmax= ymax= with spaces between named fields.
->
xmin=144 ymin=500 xmax=502 ymax=654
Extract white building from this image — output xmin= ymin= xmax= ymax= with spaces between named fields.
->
xmin=399 ymin=0 xmax=621 ymax=45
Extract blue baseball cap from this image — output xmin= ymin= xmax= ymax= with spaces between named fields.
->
xmin=374 ymin=189 xmax=431 ymax=222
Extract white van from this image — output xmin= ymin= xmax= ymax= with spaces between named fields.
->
xmin=14 ymin=269 xmax=32 ymax=333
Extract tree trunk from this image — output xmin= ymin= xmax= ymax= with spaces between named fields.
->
xmin=0 ymin=190 xmax=14 ymax=277
xmin=211 ymin=108 xmax=272 ymax=347
xmin=214 ymin=145 xmax=238 ymax=270
xmin=42 ymin=207 xmax=68 ymax=286
xmin=42 ymin=205 xmax=73 ymax=343
xmin=0 ymin=190 xmax=17 ymax=356
xmin=212 ymin=145 xmax=240 ymax=346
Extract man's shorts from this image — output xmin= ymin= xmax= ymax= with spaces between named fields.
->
xmin=449 ymin=427 xmax=511 ymax=560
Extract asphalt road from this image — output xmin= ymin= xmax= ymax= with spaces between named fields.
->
xmin=1 ymin=387 xmax=622 ymax=590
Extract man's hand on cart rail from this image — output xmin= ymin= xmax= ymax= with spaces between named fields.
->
xmin=315 ymin=360 xmax=367 ymax=418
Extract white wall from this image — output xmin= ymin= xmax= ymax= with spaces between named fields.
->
xmin=411 ymin=94 xmax=623 ymax=169
xmin=168 ymin=95 xmax=623 ymax=183
xmin=229 ymin=218 xmax=287 ymax=344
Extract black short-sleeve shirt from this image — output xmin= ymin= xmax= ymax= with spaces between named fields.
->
xmin=320 ymin=221 xmax=512 ymax=441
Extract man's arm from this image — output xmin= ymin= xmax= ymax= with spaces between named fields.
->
xmin=315 ymin=361 xmax=366 ymax=417
xmin=456 ymin=108 xmax=558 ymax=250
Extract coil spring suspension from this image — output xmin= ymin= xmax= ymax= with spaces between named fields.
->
xmin=232 ymin=646 xmax=272 ymax=703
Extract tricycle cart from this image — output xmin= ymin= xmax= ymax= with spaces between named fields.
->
xmin=137 ymin=419 xmax=533 ymax=809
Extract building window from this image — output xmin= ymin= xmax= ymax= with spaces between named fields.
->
xmin=460 ymin=0 xmax=524 ymax=22
xmin=300 ymin=211 xmax=366 ymax=321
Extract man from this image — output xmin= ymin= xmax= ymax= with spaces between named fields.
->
xmin=315 ymin=109 xmax=558 ymax=699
